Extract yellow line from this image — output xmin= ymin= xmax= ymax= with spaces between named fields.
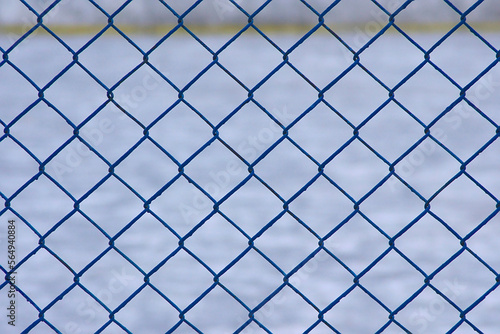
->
xmin=1 ymin=21 xmax=500 ymax=37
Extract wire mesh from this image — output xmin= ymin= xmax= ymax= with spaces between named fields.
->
xmin=1 ymin=0 xmax=500 ymax=333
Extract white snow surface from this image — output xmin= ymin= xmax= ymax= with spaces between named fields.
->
xmin=1 ymin=18 xmax=500 ymax=334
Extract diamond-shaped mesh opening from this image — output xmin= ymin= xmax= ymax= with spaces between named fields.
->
xmin=112 ymin=64 xmax=178 ymax=125
xmin=10 ymin=175 xmax=73 ymax=235
xmin=4 ymin=1 xmax=39 ymax=25
xmin=149 ymin=176 xmax=214 ymax=234
xmin=323 ymin=65 xmax=389 ymax=126
xmin=360 ymin=26 xmax=424 ymax=89
xmin=466 ymin=138 xmax=500 ymax=195
xmin=43 ymin=63 xmax=108 ymax=125
xmin=254 ymin=65 xmax=318 ymax=123
xmin=433 ymin=101 xmax=497 ymax=160
xmin=256 ymin=9 xmax=317 ymax=44
xmin=183 ymin=140 xmax=247 ymax=200
xmin=396 ymin=285 xmax=461 ymax=334
xmin=185 ymin=0 xmax=249 ymax=30
xmin=431 ymin=251 xmax=496 ymax=310
xmin=115 ymin=286 xmax=179 ymax=333
xmin=3 ymin=1 xmax=500 ymax=332
xmin=0 ymin=138 xmax=39 ymax=197
xmin=113 ymin=213 xmax=179 ymax=272
xmin=323 ymin=138 xmax=389 ymax=200
xmin=157 ymin=0 xmax=200 ymax=16
xmin=77 ymin=103 xmax=144 ymax=163
xmin=43 ymin=285 xmax=110 ymax=334
xmin=149 ymin=249 xmax=214 ymax=310
xmin=45 ymin=213 xmax=109 ymax=272
xmin=187 ymin=285 xmax=249 ymax=333
xmin=395 ymin=213 xmax=462 ymax=274
xmin=98 ymin=323 xmax=131 ymax=334
xmin=360 ymin=175 xmax=424 ymax=236
xmin=9 ymin=103 xmax=73 ymax=160
xmin=45 ymin=139 xmax=109 ymax=197
xmin=391 ymin=0 xmax=460 ymax=24
xmin=466 ymin=285 xmax=500 ymax=332
xmin=395 ymin=63 xmax=459 ymax=124
xmin=430 ymin=30 xmax=498 ymax=87
xmin=289 ymin=175 xmax=355 ymax=237
xmin=112 ymin=1 xmax=176 ymax=37
xmin=218 ymin=30 xmax=283 ymax=88
xmin=17 ymin=248 xmax=74 ymax=308
xmin=323 ymin=1 xmax=387 ymax=48
xmin=234 ymin=0 xmax=275 ymax=19
xmin=255 ymin=139 xmax=318 ymax=199
xmin=78 ymin=31 xmax=143 ymax=87
xmin=148 ymin=102 xmax=213 ymax=162
xmin=220 ymin=249 xmax=283 ymax=308
xmin=41 ymin=0 xmax=107 ymax=27
xmin=394 ymin=137 xmax=461 ymax=199
xmin=219 ymin=102 xmax=282 ymax=161
xmin=325 ymin=214 xmax=390 ymax=274
xmin=114 ymin=139 xmax=179 ymax=199
xmin=361 ymin=101 xmax=423 ymax=161
xmin=79 ymin=176 xmax=144 ymax=236
xmin=289 ymin=250 xmax=353 ymax=310
xmin=327 ymin=0 xmax=383 ymax=24
xmin=184 ymin=214 xmax=249 ymax=273
xmin=254 ymin=214 xmax=318 ymax=273
xmin=85 ymin=0 xmax=129 ymax=15
xmin=0 ymin=63 xmax=39 ymax=124
xmin=430 ymin=175 xmax=497 ymax=237
xmin=6 ymin=34 xmax=72 ymax=87
xmin=289 ymin=103 xmax=353 ymax=162
xmin=79 ymin=251 xmax=144 ymax=310
xmin=288 ymin=27 xmax=353 ymax=89
xmin=324 ymin=286 xmax=389 ymax=333
xmin=465 ymin=65 xmax=500 ymax=125
xmin=219 ymin=176 xmax=283 ymax=236
xmin=360 ymin=250 xmax=423 ymax=310
xmin=178 ymin=2 xmax=222 ymax=28
xmin=253 ymin=286 xmax=320 ymax=334
xmin=148 ymin=31 xmax=213 ymax=89
xmin=183 ymin=65 xmax=248 ymax=125
xmin=467 ymin=215 xmax=500 ymax=273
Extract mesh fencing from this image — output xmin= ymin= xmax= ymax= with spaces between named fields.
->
xmin=1 ymin=0 xmax=500 ymax=333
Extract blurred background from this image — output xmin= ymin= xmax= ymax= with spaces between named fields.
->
xmin=1 ymin=1 xmax=500 ymax=333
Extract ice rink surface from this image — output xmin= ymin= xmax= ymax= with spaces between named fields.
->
xmin=1 ymin=26 xmax=500 ymax=333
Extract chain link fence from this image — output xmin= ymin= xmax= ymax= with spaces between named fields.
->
xmin=1 ymin=0 xmax=500 ymax=333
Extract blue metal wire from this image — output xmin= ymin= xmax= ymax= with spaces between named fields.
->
xmin=1 ymin=0 xmax=499 ymax=333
